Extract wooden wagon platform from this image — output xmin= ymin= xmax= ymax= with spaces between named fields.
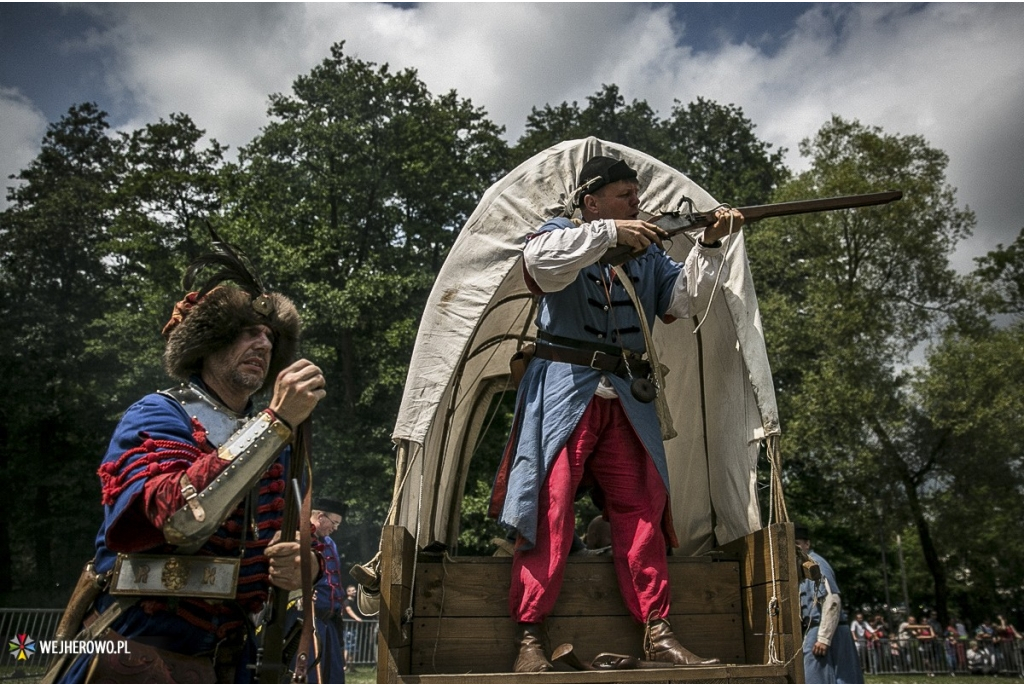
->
xmin=375 ymin=522 xmax=804 ymax=683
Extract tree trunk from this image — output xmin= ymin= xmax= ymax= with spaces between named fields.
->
xmin=869 ymin=416 xmax=949 ymax=622
xmin=905 ymin=482 xmax=948 ymax=624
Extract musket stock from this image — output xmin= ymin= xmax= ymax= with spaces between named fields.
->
xmin=600 ymin=190 xmax=903 ymax=265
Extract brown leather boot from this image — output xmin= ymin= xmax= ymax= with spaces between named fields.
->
xmin=514 ymin=622 xmax=554 ymax=672
xmin=643 ymin=617 xmax=720 ymax=666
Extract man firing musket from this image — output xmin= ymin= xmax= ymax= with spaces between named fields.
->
xmin=489 ymin=153 xmax=901 ymax=673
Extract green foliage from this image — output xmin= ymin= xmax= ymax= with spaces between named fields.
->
xmin=748 ymin=116 xmax=1024 ymax=625
xmin=911 ymin=323 xmax=1024 ymax=622
xmin=98 ymin=112 xmax=229 ymax=408
xmin=973 ymin=228 xmax=1024 ymax=316
xmin=514 ymin=84 xmax=665 ymax=165
xmin=458 ymin=479 xmax=508 ymax=557
xmin=0 ymin=106 xmax=232 ymax=600
xmin=0 ymin=103 xmax=125 ymax=594
xmin=221 ymin=43 xmax=511 ymax=559
xmin=513 ymin=87 xmax=789 ymax=206
xmin=457 ymin=391 xmax=516 ymax=556
xmin=660 ymin=97 xmax=790 ymax=205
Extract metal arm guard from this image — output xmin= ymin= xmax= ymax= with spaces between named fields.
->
xmin=163 ymin=410 xmax=291 ymax=553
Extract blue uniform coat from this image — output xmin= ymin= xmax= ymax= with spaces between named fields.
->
xmin=63 ymin=384 xmax=292 ymax=683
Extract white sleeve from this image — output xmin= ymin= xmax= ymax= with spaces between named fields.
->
xmin=816 ymin=580 xmax=842 ymax=646
xmin=524 ymin=220 xmax=617 ymax=293
xmin=665 ymin=240 xmax=729 ymax=320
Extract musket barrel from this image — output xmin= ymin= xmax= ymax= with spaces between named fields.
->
xmin=599 ymin=190 xmax=903 ymax=265
xmin=738 ymin=190 xmax=903 ymax=223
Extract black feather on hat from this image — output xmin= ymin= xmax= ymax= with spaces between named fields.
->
xmin=162 ymin=229 xmax=300 ymax=394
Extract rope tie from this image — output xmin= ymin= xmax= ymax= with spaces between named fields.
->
xmin=765 ymin=434 xmax=785 ymax=665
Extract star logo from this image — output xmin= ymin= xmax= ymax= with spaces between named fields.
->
xmin=8 ymin=634 xmax=35 ymax=660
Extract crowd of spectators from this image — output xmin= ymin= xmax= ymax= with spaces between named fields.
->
xmin=850 ymin=610 xmax=1023 ymax=676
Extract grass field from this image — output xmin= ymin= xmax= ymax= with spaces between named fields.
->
xmin=865 ymin=675 xmax=1023 ymax=684
xmin=340 ymin=665 xmax=1024 ymax=684
xmin=346 ymin=664 xmax=377 ymax=683
xmin=6 ymin=664 xmax=1021 ymax=683
xmin=341 ymin=667 xmax=1023 ymax=684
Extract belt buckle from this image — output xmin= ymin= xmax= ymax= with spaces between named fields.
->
xmin=590 ymin=351 xmax=602 ymax=369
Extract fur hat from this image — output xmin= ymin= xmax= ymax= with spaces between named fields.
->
xmin=162 ymin=234 xmax=300 ymax=394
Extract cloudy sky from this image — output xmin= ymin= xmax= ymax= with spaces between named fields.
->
xmin=2 ymin=2 xmax=1022 ymax=272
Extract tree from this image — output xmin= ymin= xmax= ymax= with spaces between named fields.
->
xmin=748 ymin=116 xmax=977 ymax=621
xmin=223 ymin=43 xmax=509 ymax=560
xmin=92 ymin=113 xmax=229 ymax=410
xmin=0 ymin=103 xmax=123 ymax=599
xmin=912 ymin=321 xmax=1024 ymax=623
xmin=661 ymin=97 xmax=789 ymax=206
xmin=907 ymin=233 xmax=1024 ymax=622
xmin=513 ymin=84 xmax=664 ymax=165
xmin=0 ymin=106 xmax=234 ymax=603
xmin=973 ymin=227 xmax=1024 ymax=316
xmin=514 ymin=88 xmax=789 ymax=206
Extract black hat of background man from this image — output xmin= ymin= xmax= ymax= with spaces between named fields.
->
xmin=793 ymin=522 xmax=810 ymax=541
xmin=576 ymin=155 xmax=638 ymax=206
xmin=313 ymin=497 xmax=347 ymax=517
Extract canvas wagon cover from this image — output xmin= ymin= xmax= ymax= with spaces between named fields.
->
xmin=390 ymin=137 xmax=779 ymax=555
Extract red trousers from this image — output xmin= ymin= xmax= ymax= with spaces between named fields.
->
xmin=510 ymin=397 xmax=671 ymax=624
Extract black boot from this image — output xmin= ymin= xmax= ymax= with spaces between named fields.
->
xmin=514 ymin=622 xmax=554 ymax=673
xmin=644 ymin=617 xmax=720 ymax=666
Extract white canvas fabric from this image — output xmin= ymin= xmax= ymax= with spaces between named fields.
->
xmin=390 ymin=137 xmax=779 ymax=555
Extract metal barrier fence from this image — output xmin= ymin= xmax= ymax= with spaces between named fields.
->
xmin=342 ymin=618 xmax=379 ymax=666
xmin=1 ymin=608 xmax=62 ymax=681
xmin=0 ymin=607 xmax=378 ymax=680
xmin=854 ymin=636 xmax=1024 ymax=676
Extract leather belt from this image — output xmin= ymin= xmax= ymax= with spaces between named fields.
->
xmin=533 ymin=342 xmax=650 ymax=379
xmin=536 ymin=331 xmax=631 ymax=357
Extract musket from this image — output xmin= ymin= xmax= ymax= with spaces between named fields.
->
xmin=600 ymin=190 xmax=903 ymax=266
xmin=255 ymin=420 xmax=314 ymax=683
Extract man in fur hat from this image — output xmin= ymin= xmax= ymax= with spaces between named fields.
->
xmin=490 ymin=155 xmax=743 ymax=671
xmin=56 ymin=249 xmax=327 ymax=683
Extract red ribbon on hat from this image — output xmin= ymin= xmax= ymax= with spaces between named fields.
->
xmin=161 ymin=291 xmax=202 ymax=340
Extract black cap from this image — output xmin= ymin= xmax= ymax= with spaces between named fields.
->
xmin=793 ymin=522 xmax=810 ymax=541
xmin=313 ymin=497 xmax=347 ymax=517
xmin=575 ymin=156 xmax=638 ymax=207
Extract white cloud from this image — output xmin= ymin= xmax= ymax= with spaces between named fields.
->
xmin=5 ymin=3 xmax=1023 ymax=269
xmin=0 ymin=88 xmax=48 ymax=207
